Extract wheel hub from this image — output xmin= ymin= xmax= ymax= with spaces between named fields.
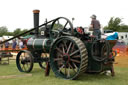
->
xmin=63 ymin=53 xmax=70 ymax=64
xmin=21 ymin=59 xmax=26 ymax=64
xmin=21 ymin=57 xmax=31 ymax=64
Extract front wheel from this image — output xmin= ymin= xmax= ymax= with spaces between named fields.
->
xmin=16 ymin=50 xmax=34 ymax=73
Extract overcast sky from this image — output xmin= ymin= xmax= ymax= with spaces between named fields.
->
xmin=0 ymin=0 xmax=128 ymax=32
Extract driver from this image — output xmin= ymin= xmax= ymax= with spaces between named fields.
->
xmin=90 ymin=14 xmax=101 ymax=39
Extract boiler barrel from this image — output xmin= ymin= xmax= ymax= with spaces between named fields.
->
xmin=27 ymin=38 xmax=51 ymax=53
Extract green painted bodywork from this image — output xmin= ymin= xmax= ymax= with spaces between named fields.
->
xmin=85 ymin=42 xmax=102 ymax=72
xmin=85 ymin=41 xmax=114 ymax=72
xmin=27 ymin=37 xmax=113 ymax=73
xmin=27 ymin=38 xmax=51 ymax=53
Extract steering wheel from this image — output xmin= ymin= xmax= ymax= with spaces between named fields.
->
xmin=50 ymin=17 xmax=74 ymax=39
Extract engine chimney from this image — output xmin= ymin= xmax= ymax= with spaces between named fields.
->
xmin=33 ymin=9 xmax=40 ymax=37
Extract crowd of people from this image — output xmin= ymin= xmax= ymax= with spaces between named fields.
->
xmin=0 ymin=39 xmax=27 ymax=50
xmin=0 ymin=39 xmax=27 ymax=64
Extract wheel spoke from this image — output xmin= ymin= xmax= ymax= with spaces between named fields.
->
xmin=59 ymin=65 xmax=65 ymax=72
xmin=57 ymin=61 xmax=63 ymax=67
xmin=22 ymin=64 xmax=26 ymax=71
xmin=69 ymin=63 xmax=76 ymax=73
xmin=54 ymin=58 xmax=63 ymax=61
xmin=56 ymin=47 xmax=63 ymax=55
xmin=57 ymin=20 xmax=60 ymax=25
xmin=71 ymin=44 xmax=75 ymax=53
xmin=21 ymin=55 xmax=24 ymax=61
xmin=57 ymin=52 xmax=63 ymax=58
xmin=70 ymin=50 xmax=80 ymax=57
xmin=61 ymin=44 xmax=66 ymax=54
xmin=70 ymin=59 xmax=80 ymax=63
xmin=72 ymin=55 xmax=80 ymax=58
xmin=63 ymin=41 xmax=68 ymax=50
xmin=72 ymin=62 xmax=78 ymax=69
xmin=63 ymin=21 xmax=68 ymax=29
xmin=64 ymin=65 xmax=67 ymax=75
xmin=67 ymin=66 xmax=70 ymax=77
xmin=26 ymin=62 xmax=29 ymax=68
xmin=25 ymin=64 xmax=28 ymax=71
xmin=66 ymin=42 xmax=72 ymax=54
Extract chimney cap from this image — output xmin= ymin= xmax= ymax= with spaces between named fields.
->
xmin=33 ymin=10 xmax=40 ymax=13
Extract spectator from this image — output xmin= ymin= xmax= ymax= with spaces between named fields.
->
xmin=5 ymin=41 xmax=9 ymax=50
xmin=0 ymin=40 xmax=2 ymax=50
xmin=19 ymin=40 xmax=24 ymax=49
xmin=12 ymin=39 xmax=17 ymax=50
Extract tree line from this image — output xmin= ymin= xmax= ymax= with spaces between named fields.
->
xmin=104 ymin=17 xmax=128 ymax=32
xmin=0 ymin=26 xmax=28 ymax=37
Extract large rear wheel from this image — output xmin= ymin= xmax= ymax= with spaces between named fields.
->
xmin=50 ymin=36 xmax=88 ymax=79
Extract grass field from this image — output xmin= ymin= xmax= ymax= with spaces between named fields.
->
xmin=0 ymin=54 xmax=128 ymax=85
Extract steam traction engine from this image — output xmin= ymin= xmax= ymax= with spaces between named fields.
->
xmin=16 ymin=10 xmax=117 ymax=80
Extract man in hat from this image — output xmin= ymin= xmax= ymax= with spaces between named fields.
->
xmin=90 ymin=14 xmax=101 ymax=39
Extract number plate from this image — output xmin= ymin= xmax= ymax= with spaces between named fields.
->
xmin=41 ymin=31 xmax=44 ymax=35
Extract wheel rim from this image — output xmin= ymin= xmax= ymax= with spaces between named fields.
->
xmin=16 ymin=50 xmax=34 ymax=73
xmin=50 ymin=37 xmax=88 ymax=79
xmin=39 ymin=62 xmax=46 ymax=69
